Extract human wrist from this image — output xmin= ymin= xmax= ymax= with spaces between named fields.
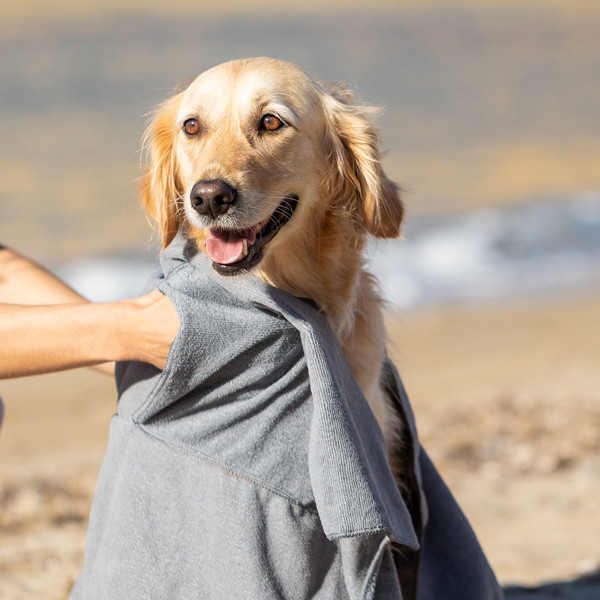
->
xmin=104 ymin=299 xmax=145 ymax=363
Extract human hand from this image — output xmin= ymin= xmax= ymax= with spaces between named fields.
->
xmin=121 ymin=290 xmax=180 ymax=370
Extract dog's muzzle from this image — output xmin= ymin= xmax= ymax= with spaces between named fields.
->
xmin=203 ymin=194 xmax=299 ymax=276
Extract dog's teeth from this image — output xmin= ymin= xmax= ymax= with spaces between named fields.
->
xmin=242 ymin=239 xmax=248 ymax=257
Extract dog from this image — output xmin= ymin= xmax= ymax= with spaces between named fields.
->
xmin=140 ymin=57 xmax=404 ymax=458
xmin=76 ymin=57 xmax=503 ymax=599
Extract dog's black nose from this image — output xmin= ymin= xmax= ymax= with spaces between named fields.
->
xmin=190 ymin=179 xmax=237 ymax=218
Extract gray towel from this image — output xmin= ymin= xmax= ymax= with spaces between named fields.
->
xmin=70 ymin=231 xmax=502 ymax=599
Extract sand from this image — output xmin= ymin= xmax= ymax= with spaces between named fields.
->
xmin=1 ymin=292 xmax=599 ymax=598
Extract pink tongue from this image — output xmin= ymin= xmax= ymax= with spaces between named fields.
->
xmin=204 ymin=229 xmax=256 ymax=264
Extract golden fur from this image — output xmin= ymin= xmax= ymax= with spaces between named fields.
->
xmin=140 ymin=57 xmax=404 ymax=447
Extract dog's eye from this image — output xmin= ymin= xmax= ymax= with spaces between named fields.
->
xmin=260 ymin=114 xmax=284 ymax=132
xmin=183 ymin=118 xmax=200 ymax=137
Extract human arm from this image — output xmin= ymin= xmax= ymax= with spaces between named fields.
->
xmin=0 ymin=290 xmax=179 ymax=379
xmin=0 ymin=245 xmax=179 ymax=378
xmin=0 ymin=244 xmax=118 ymax=373
xmin=0 ymin=245 xmax=86 ymax=305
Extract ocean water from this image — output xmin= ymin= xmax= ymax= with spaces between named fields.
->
xmin=56 ymin=193 xmax=600 ymax=311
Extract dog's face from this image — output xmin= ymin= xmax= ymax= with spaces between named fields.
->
xmin=141 ymin=57 xmax=403 ymax=276
xmin=174 ymin=59 xmax=324 ymax=274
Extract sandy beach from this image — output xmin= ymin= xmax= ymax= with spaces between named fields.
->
xmin=1 ymin=292 xmax=599 ymax=598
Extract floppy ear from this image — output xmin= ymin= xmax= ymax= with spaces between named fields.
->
xmin=322 ymin=87 xmax=404 ymax=239
xmin=140 ymin=92 xmax=184 ymax=249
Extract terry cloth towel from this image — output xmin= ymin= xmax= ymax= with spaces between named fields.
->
xmin=70 ymin=231 xmax=502 ymax=600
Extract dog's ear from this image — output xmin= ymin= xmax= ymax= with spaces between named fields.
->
xmin=140 ymin=92 xmax=184 ymax=249
xmin=322 ymin=87 xmax=404 ymax=239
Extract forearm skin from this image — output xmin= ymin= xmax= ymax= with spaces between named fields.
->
xmin=0 ymin=301 xmax=133 ymax=379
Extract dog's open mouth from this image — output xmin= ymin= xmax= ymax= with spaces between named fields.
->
xmin=204 ymin=195 xmax=298 ymax=275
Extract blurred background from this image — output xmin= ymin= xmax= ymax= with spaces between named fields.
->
xmin=1 ymin=1 xmax=599 ymax=598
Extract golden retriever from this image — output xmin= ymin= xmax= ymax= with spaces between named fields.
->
xmin=140 ymin=56 xmax=404 ymax=454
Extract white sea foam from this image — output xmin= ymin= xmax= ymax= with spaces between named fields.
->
xmin=369 ymin=193 xmax=600 ymax=310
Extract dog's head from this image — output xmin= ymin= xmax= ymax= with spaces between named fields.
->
xmin=141 ymin=57 xmax=403 ymax=275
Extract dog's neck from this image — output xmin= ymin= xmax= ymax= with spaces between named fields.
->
xmin=257 ymin=208 xmax=386 ymax=373
xmin=256 ymin=214 xmax=367 ymax=339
